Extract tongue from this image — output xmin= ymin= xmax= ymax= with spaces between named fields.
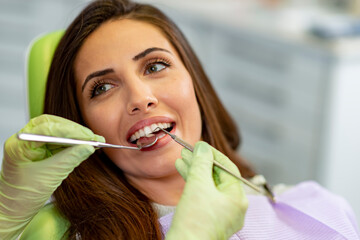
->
xmin=136 ymin=135 xmax=157 ymax=148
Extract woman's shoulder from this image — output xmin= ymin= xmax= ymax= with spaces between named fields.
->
xmin=243 ymin=180 xmax=360 ymax=239
xmin=20 ymin=203 xmax=69 ymax=240
xmin=280 ymin=181 xmax=359 ymax=220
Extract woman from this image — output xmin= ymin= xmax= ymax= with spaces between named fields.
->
xmin=0 ymin=0 xmax=358 ymax=239
xmin=1 ymin=0 xmax=250 ymax=239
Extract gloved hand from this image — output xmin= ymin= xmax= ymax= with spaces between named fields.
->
xmin=166 ymin=141 xmax=248 ymax=240
xmin=19 ymin=203 xmax=69 ymax=240
xmin=0 ymin=114 xmax=104 ymax=240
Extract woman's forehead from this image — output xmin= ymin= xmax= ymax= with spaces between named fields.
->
xmin=77 ymin=19 xmax=173 ymax=60
xmin=73 ymin=18 xmax=180 ymax=88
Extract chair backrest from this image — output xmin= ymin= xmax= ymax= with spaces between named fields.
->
xmin=26 ymin=30 xmax=64 ymax=119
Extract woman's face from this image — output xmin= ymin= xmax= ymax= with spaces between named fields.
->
xmin=74 ymin=19 xmax=202 ymax=184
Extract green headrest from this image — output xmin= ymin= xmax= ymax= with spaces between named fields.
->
xmin=27 ymin=30 xmax=64 ymax=119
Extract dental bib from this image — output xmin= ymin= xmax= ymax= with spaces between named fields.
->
xmin=158 ymin=181 xmax=359 ymax=239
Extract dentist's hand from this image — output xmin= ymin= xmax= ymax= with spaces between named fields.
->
xmin=166 ymin=141 xmax=248 ymax=240
xmin=0 ymin=114 xmax=104 ymax=240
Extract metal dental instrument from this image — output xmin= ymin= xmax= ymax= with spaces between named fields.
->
xmin=17 ymin=133 xmax=158 ymax=150
xmin=157 ymin=128 xmax=276 ymax=202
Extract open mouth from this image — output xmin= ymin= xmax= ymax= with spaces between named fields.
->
xmin=128 ymin=122 xmax=175 ymax=145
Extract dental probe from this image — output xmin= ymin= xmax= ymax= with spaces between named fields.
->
xmin=17 ymin=133 xmax=158 ymax=150
xmin=156 ymin=128 xmax=276 ymax=202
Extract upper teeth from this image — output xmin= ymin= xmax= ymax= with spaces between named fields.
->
xmin=129 ymin=122 xmax=171 ymax=142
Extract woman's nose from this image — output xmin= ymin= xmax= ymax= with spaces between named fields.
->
xmin=126 ymin=81 xmax=158 ymax=114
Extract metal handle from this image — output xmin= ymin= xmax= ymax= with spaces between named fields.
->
xmin=157 ymin=128 xmax=275 ymax=201
xmin=17 ymin=133 xmax=139 ymax=150
xmin=212 ymin=161 xmax=263 ymax=193
xmin=172 ymin=135 xmax=263 ymax=192
xmin=18 ymin=133 xmax=100 ymax=146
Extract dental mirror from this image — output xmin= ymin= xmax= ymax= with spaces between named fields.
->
xmin=136 ymin=135 xmax=158 ymax=149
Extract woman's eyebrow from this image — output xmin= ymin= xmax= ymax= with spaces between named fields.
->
xmin=81 ymin=48 xmax=170 ymax=92
xmin=81 ymin=68 xmax=114 ymax=92
xmin=133 ymin=47 xmax=171 ymax=61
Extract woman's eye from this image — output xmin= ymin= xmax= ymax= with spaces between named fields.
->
xmin=92 ymin=83 xmax=114 ymax=97
xmin=145 ymin=63 xmax=167 ymax=75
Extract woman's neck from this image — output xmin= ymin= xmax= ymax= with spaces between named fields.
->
xmin=126 ymin=171 xmax=185 ymax=206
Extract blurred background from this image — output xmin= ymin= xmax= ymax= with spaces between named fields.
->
xmin=0 ymin=0 xmax=359 ymax=224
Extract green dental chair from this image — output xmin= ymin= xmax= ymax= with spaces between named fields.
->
xmin=20 ymin=30 xmax=70 ymax=240
xmin=26 ymin=30 xmax=64 ymax=119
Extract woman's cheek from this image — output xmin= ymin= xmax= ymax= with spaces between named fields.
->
xmin=84 ymin=102 xmax=122 ymax=138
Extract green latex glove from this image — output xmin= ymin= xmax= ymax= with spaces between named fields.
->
xmin=19 ymin=203 xmax=69 ymax=240
xmin=0 ymin=114 xmax=104 ymax=240
xmin=166 ymin=141 xmax=248 ymax=240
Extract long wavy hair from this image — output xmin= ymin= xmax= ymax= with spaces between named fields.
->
xmin=44 ymin=0 xmax=255 ymax=239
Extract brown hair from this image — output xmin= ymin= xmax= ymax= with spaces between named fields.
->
xmin=44 ymin=0 xmax=255 ymax=239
